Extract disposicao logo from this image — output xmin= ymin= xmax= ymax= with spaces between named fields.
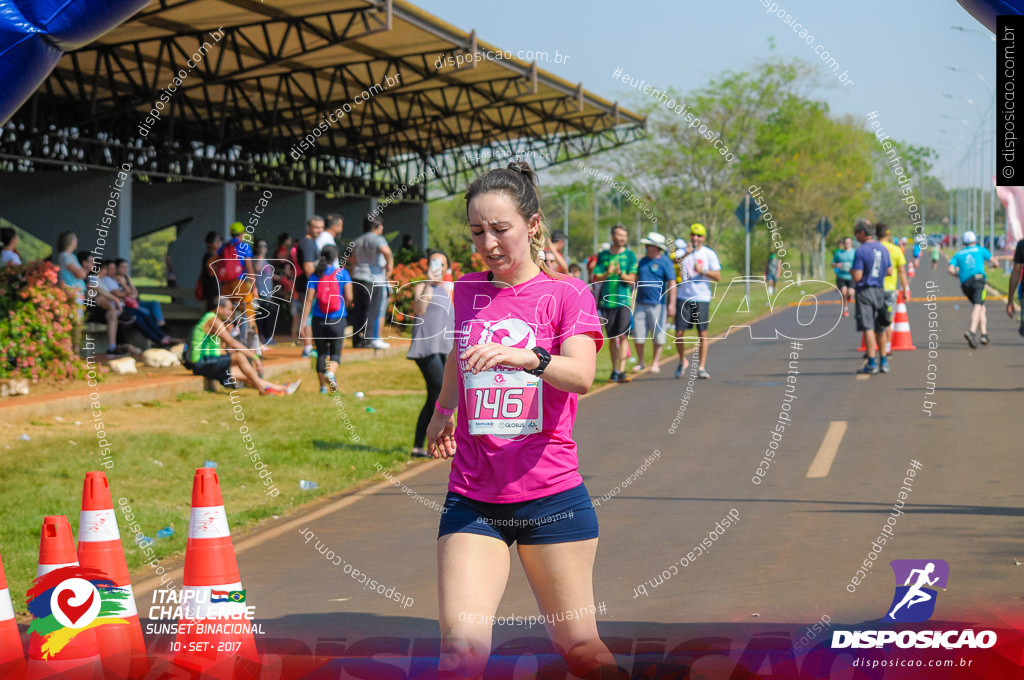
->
xmin=885 ymin=559 xmax=948 ymax=623
xmin=27 ymin=566 xmax=131 ymax=658
xmin=832 ymin=559 xmax=997 ymax=650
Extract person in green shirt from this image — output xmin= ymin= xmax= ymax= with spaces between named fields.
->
xmin=832 ymin=237 xmax=856 ymax=317
xmin=188 ymin=297 xmax=301 ymax=395
xmin=592 ymin=224 xmax=638 ymax=382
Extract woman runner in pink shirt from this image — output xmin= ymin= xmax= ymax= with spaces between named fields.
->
xmin=427 ymin=162 xmax=624 ymax=680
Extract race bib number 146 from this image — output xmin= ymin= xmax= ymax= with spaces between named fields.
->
xmin=464 ymin=369 xmax=542 ymax=439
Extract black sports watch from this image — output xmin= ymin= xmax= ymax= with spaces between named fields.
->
xmin=524 ymin=346 xmax=551 ymax=376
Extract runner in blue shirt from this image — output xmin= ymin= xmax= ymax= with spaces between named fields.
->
xmin=851 ymin=219 xmax=891 ymax=375
xmin=948 ymin=230 xmax=997 ymax=348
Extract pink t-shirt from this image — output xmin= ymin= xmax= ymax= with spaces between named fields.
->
xmin=450 ymin=271 xmax=604 ymax=503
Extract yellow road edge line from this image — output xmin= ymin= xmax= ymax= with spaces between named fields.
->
xmin=789 ymin=295 xmax=1006 ymax=306
xmin=807 ymin=421 xmax=848 ymax=479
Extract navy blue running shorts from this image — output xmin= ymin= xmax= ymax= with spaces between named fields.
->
xmin=438 ymin=482 xmax=599 ymax=545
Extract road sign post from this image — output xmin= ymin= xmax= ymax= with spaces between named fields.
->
xmin=744 ymin=195 xmax=751 ymax=301
xmin=735 ymin=194 xmax=763 ymax=301
xmin=816 ymin=216 xmax=832 ymax=279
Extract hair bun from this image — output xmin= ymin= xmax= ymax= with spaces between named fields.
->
xmin=507 ymin=160 xmax=537 ymax=185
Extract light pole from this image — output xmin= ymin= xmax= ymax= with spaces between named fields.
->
xmin=592 ymin=190 xmax=621 ymax=255
xmin=951 ymin=24 xmax=996 ymax=42
xmin=943 ymin=94 xmax=991 ymax=240
xmin=948 ymin=27 xmax=999 ymax=249
xmin=561 ymin=191 xmax=589 ymax=262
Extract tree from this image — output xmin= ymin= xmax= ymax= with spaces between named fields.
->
xmin=574 ymin=58 xmax=823 ymax=265
xmin=130 ymin=226 xmax=176 ymax=281
xmin=745 ymin=101 xmax=873 ymax=278
xmin=426 ymin=196 xmax=474 ymax=271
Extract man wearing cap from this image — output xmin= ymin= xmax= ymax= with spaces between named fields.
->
xmin=851 ymin=218 xmax=891 ymax=374
xmin=632 ymin=232 xmax=676 ymax=373
xmin=593 ymin=225 xmax=638 ymax=382
xmin=218 ymin=221 xmax=257 ymax=346
xmin=948 ymin=230 xmax=998 ymax=348
xmin=674 ymin=224 xmax=720 ymax=379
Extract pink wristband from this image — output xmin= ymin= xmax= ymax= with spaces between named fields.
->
xmin=435 ymin=400 xmax=455 ymax=416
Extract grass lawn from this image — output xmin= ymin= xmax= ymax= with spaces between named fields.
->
xmin=2 ymin=358 xmax=423 ymax=614
xmin=1 ymin=266 xmax=823 ymax=614
xmin=984 ymin=265 xmax=1014 ymax=296
xmin=134 ymin=276 xmax=173 ymax=303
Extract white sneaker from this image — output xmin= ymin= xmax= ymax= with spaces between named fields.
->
xmin=632 ymin=364 xmax=645 ymax=373
xmin=650 ymin=363 xmax=661 ymax=373
xmin=370 ymin=340 xmax=391 ymax=350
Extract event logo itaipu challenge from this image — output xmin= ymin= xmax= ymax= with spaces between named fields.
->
xmin=832 ymin=559 xmax=997 ymax=650
xmin=27 ymin=566 xmax=131 ymax=658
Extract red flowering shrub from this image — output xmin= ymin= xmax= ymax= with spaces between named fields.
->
xmin=0 ymin=262 xmax=86 ymax=381
xmin=469 ymin=251 xmax=489 ymax=273
xmin=387 ymin=258 xmax=466 ymax=336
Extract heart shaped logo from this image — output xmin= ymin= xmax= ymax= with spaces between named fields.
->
xmin=50 ymin=578 xmax=101 ymax=629
xmin=56 ymin=588 xmax=94 ymax=626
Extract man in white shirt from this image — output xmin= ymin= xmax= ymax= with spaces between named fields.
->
xmin=315 ymin=214 xmax=344 ymax=267
xmin=674 ymin=223 xmax=721 ymax=379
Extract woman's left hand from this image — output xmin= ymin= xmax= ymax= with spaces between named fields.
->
xmin=460 ymin=343 xmax=536 ymax=374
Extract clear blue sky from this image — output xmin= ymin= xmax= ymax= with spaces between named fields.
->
xmin=412 ymin=0 xmax=995 ymax=189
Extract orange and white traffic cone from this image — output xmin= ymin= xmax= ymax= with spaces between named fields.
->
xmin=908 ymin=261 xmax=916 ymax=278
xmin=174 ymin=468 xmax=259 ymax=679
xmin=857 ymin=332 xmax=867 ymax=353
xmin=0 ymin=550 xmax=26 ymax=680
xmin=890 ymin=291 xmax=917 ymax=351
xmin=26 ymin=516 xmax=103 ymax=680
xmin=78 ymin=471 xmax=149 ymax=679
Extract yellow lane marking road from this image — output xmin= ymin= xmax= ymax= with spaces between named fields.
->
xmin=807 ymin=420 xmax=848 ymax=478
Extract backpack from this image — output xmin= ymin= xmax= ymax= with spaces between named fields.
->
xmin=214 ymin=241 xmax=244 ymax=282
xmin=315 ymin=268 xmax=343 ymax=314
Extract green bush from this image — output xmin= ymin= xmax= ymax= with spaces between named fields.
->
xmin=0 ymin=262 xmax=86 ymax=381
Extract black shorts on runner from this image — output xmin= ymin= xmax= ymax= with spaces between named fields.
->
xmin=599 ymin=306 xmax=631 ymax=338
xmin=192 ymin=355 xmax=234 ymax=386
xmin=961 ymin=275 xmax=986 ymax=306
xmin=854 ymin=287 xmax=888 ymax=334
xmin=676 ymin=300 xmax=710 ymax=332
xmin=438 ymin=482 xmax=599 ymax=545
xmin=836 ymin=276 xmax=853 ymax=290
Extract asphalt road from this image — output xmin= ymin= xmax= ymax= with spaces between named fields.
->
xmin=138 ymin=263 xmax=1024 ymax=675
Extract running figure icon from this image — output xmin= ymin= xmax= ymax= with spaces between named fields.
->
xmin=887 ymin=562 xmax=939 ymax=620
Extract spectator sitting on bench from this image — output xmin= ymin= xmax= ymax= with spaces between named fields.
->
xmin=1 ymin=227 xmax=21 ymax=266
xmin=78 ymin=251 xmax=127 ymax=357
xmin=114 ymin=258 xmax=166 ymax=327
xmin=188 ymin=296 xmax=301 ymax=396
xmin=98 ymin=259 xmax=172 ymax=346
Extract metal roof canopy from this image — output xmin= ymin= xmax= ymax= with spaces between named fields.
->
xmin=1 ymin=0 xmax=645 ymax=199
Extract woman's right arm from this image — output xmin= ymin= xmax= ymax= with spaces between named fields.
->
xmin=411 ymin=281 xmax=432 ymax=317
